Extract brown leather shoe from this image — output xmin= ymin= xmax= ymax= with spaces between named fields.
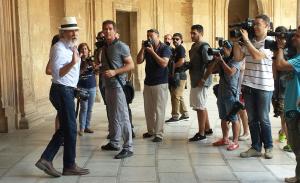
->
xmin=63 ymin=164 xmax=90 ymax=176
xmin=84 ymin=128 xmax=94 ymax=133
xmin=35 ymin=158 xmax=61 ymax=177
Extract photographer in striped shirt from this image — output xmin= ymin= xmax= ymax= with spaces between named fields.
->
xmin=233 ymin=14 xmax=274 ymax=159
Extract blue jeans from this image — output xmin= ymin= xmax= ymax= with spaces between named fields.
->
xmin=243 ymin=85 xmax=273 ymax=151
xmin=41 ymin=83 xmax=77 ymax=168
xmin=79 ymin=87 xmax=96 ymax=130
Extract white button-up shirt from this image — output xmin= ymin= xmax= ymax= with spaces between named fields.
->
xmin=50 ymin=40 xmax=80 ymax=87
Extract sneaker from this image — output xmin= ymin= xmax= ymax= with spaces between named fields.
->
xmin=165 ymin=117 xmax=179 ymax=123
xmin=101 ymin=143 xmax=120 ymax=151
xmin=78 ymin=131 xmax=84 ymax=136
xmin=279 ymin=129 xmax=287 ymax=143
xmin=285 ymin=176 xmax=299 ymax=183
xmin=152 ymin=137 xmax=162 ymax=142
xmin=265 ymin=148 xmax=273 ymax=159
xmin=227 ymin=143 xmax=239 ymax=151
xmin=212 ymin=139 xmax=230 ymax=146
xmin=84 ymin=128 xmax=94 ymax=133
xmin=179 ymin=115 xmax=189 ymax=120
xmin=238 ymin=134 xmax=250 ymax=141
xmin=189 ymin=133 xmax=206 ymax=142
xmin=143 ymin=132 xmax=153 ymax=138
xmin=205 ymin=129 xmax=213 ymax=136
xmin=114 ymin=149 xmax=133 ymax=159
xmin=283 ymin=144 xmax=293 ymax=152
xmin=240 ymin=147 xmax=262 ymax=158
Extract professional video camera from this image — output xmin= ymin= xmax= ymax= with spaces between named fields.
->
xmin=229 ymin=18 xmax=255 ymax=40
xmin=265 ymin=28 xmax=297 ymax=58
xmin=207 ymin=37 xmax=232 ymax=56
xmin=95 ymin=36 xmax=106 ymax=49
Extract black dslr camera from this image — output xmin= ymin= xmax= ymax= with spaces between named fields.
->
xmin=82 ymin=56 xmax=95 ymax=72
xmin=95 ymin=36 xmax=106 ymax=49
xmin=226 ymin=101 xmax=246 ymax=122
xmin=207 ymin=37 xmax=232 ymax=56
xmin=229 ymin=18 xmax=256 ymax=40
xmin=143 ymin=39 xmax=153 ymax=47
xmin=74 ymin=88 xmax=89 ymax=101
xmin=207 ymin=48 xmax=224 ymax=56
xmin=176 ymin=61 xmax=191 ymax=72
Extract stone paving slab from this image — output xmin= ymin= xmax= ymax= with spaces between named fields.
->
xmin=0 ymin=91 xmax=297 ymax=183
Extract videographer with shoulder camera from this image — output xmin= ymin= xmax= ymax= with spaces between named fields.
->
xmin=211 ymin=41 xmax=241 ymax=151
xmin=188 ymin=24 xmax=213 ymax=142
xmin=137 ymin=29 xmax=172 ymax=142
xmin=274 ymin=26 xmax=300 ymax=183
xmin=77 ymin=43 xmax=97 ymax=136
xmin=232 ymin=14 xmax=274 ymax=159
xmin=99 ymin=20 xmax=134 ymax=159
xmin=165 ymin=33 xmax=189 ymax=123
xmin=35 ymin=17 xmax=89 ymax=177
xmin=268 ymin=26 xmax=292 ymax=152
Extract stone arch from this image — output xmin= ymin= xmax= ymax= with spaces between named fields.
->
xmin=225 ymin=0 xmax=260 ymax=37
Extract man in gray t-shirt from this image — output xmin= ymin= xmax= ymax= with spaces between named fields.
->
xmin=100 ymin=20 xmax=134 ymax=159
xmin=100 ymin=40 xmax=130 ymax=88
xmin=188 ymin=24 xmax=213 ymax=142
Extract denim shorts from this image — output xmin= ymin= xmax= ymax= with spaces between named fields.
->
xmin=217 ymin=94 xmax=238 ymax=122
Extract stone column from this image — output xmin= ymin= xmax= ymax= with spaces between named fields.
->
xmin=297 ymin=0 xmax=300 ymax=27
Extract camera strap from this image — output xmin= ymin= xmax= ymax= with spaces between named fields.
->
xmin=103 ymin=47 xmax=126 ymax=89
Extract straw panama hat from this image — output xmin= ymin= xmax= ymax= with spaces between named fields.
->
xmin=59 ymin=16 xmax=80 ymax=30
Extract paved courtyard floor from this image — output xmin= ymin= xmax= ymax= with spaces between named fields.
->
xmin=0 ymin=89 xmax=297 ymax=183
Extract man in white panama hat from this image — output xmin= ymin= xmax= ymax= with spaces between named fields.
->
xmin=35 ymin=16 xmax=89 ymax=177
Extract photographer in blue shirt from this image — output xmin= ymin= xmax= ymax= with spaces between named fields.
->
xmin=274 ymin=26 xmax=300 ymax=183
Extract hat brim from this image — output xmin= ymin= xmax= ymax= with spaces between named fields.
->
xmin=58 ymin=27 xmax=80 ymax=30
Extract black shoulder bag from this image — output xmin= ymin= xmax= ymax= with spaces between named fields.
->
xmin=103 ymin=48 xmax=135 ymax=104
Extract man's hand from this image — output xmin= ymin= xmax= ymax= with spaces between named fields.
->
xmin=141 ymin=40 xmax=145 ymax=49
xmin=145 ymin=44 xmax=155 ymax=54
xmin=240 ymin=29 xmax=249 ymax=42
xmin=213 ymin=53 xmax=223 ymax=62
xmin=104 ymin=69 xmax=117 ymax=78
xmin=277 ymin=38 xmax=286 ymax=49
xmin=71 ymin=47 xmax=80 ymax=65
xmin=197 ymin=79 xmax=205 ymax=88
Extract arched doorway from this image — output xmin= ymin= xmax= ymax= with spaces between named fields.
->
xmin=227 ymin=0 xmax=259 ymax=37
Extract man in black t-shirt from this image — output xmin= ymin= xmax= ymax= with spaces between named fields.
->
xmin=137 ymin=29 xmax=172 ymax=142
xmin=166 ymin=33 xmax=189 ymax=122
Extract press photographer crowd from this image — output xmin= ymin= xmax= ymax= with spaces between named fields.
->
xmin=34 ymin=14 xmax=300 ymax=182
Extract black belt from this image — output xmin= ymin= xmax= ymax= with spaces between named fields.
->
xmin=52 ymin=83 xmax=75 ymax=89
